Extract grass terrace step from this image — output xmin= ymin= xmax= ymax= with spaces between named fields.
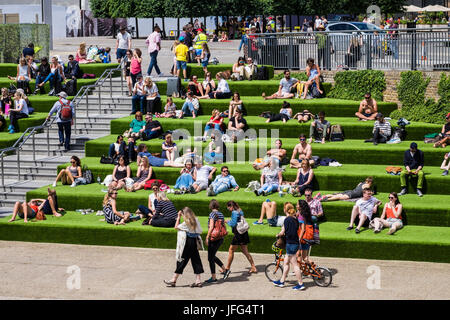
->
xmin=58 ymin=158 xmax=449 ymax=195
xmin=184 ymin=64 xmax=274 ymax=79
xmin=110 ymin=115 xmax=440 ymax=141
xmin=1 ymin=211 xmax=449 ymax=263
xmin=85 ymin=136 xmax=448 ymax=167
xmin=0 ymin=63 xmax=120 ymax=78
xmin=26 ymin=184 xmax=450 ymax=228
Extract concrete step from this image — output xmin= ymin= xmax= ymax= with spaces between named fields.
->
xmin=0 ymin=191 xmax=27 ymax=201
xmin=0 ymin=164 xmax=57 ymax=175
xmin=18 ymin=149 xmax=85 ymax=157
xmin=20 ymin=141 xmax=85 ymax=151
xmin=0 ymin=179 xmax=54 ymax=192
xmin=0 ymin=170 xmax=56 ymax=181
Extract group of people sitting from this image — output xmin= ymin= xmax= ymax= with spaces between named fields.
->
xmin=0 ymin=87 xmax=33 ymax=134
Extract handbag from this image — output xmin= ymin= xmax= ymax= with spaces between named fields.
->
xmin=100 ymin=155 xmax=114 ymax=164
xmin=236 ymin=214 xmax=249 ymax=234
xmin=210 ymin=219 xmax=228 ymax=241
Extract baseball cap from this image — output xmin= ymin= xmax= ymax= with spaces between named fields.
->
xmin=57 ymin=91 xmax=68 ymax=98
xmin=410 ymin=142 xmax=418 ymax=149
xmin=196 ymin=28 xmax=203 ymax=32
xmin=179 ymin=36 xmax=185 ymax=41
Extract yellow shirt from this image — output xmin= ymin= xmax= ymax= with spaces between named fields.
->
xmin=175 ymin=44 xmax=189 ymax=62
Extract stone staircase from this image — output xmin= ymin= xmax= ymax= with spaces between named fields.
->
xmin=0 ymin=77 xmax=139 ymax=217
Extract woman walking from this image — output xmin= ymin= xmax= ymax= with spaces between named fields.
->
xmin=204 ymin=199 xmax=226 ymax=283
xmin=164 ymin=207 xmax=204 ymax=287
xmin=272 ymin=203 xmax=306 ymax=291
xmin=222 ymin=201 xmax=257 ymax=280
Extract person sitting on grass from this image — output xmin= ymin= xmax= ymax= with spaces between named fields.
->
xmin=52 ymin=156 xmax=84 ymax=188
xmin=254 ymin=200 xmax=292 ymax=226
xmin=137 ymin=181 xmax=160 ymax=217
xmin=108 ymin=135 xmax=128 ymax=161
xmin=320 ymin=177 xmax=374 ymax=202
xmin=355 ymin=92 xmax=378 ymax=121
xmin=441 ymin=152 xmax=450 ymax=176
xmin=102 ymin=187 xmax=131 ymax=225
xmin=8 ymin=90 xmax=29 ymax=134
xmin=301 ymin=57 xmax=323 ymax=99
xmin=192 ymin=160 xmax=217 ymax=193
xmin=131 ymin=75 xmax=146 ymax=114
xmin=8 ymin=58 xmax=31 ymax=95
xmin=371 ymin=192 xmax=403 ymax=235
xmin=202 ymin=109 xmax=224 ymax=141
xmin=231 ymin=57 xmax=245 ymax=81
xmin=127 ymin=112 xmax=146 ymax=139
xmin=253 ymin=139 xmax=287 ymax=170
xmin=109 ymin=156 xmax=133 ymax=191
xmin=372 ymin=113 xmax=391 ymax=145
xmin=262 ymin=70 xmax=297 ymax=100
xmin=265 ymin=101 xmax=293 ymax=123
xmin=227 ymin=108 xmax=248 ymax=142
xmin=399 ymin=142 xmax=425 ymax=197
xmin=159 ymin=97 xmax=177 ymax=118
xmin=290 ymin=134 xmax=314 ymax=168
xmin=347 ymin=188 xmax=381 ymax=234
xmin=199 ymin=72 xmax=232 ymax=100
xmin=433 ymin=112 xmax=450 ymax=148
xmin=207 ymin=166 xmax=239 ymax=196
xmin=308 ymin=111 xmax=330 ymax=144
xmin=9 ymin=188 xmax=63 ymax=223
xmin=140 ymin=113 xmax=163 ymax=140
xmin=174 ymin=159 xmax=196 ymax=192
xmin=244 ymin=57 xmax=257 ymax=80
xmin=201 ymin=72 xmax=216 ymax=97
xmin=35 ymin=56 xmax=65 ymax=96
xmin=293 ymin=160 xmax=314 ymax=196
xmin=143 ymin=77 xmax=161 ymax=114
xmin=34 ymin=57 xmax=51 ymax=94
xmin=254 ymin=157 xmax=283 ymax=196
xmin=161 ymin=133 xmax=177 ymax=162
xmin=224 ymin=92 xmax=244 ymax=119
xmin=187 ymin=75 xmax=204 ymax=96
xmin=204 ymin=134 xmax=225 ymax=164
xmin=181 ymin=91 xmax=200 ymax=118
xmin=127 ymin=156 xmax=152 ymax=192
xmin=142 ymin=192 xmax=178 ymax=228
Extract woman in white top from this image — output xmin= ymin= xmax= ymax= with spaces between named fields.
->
xmin=205 ymin=72 xmax=232 ymax=99
xmin=37 ymin=56 xmax=65 ymax=95
xmin=143 ymin=77 xmax=161 ymax=114
xmin=7 ymin=58 xmax=31 ymax=95
xmin=8 ymin=91 xmax=29 ymax=133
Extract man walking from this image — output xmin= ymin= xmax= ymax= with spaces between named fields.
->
xmin=115 ymin=26 xmax=132 ymax=64
xmin=46 ymin=92 xmax=75 ymax=152
xmin=146 ymin=26 xmax=163 ymax=77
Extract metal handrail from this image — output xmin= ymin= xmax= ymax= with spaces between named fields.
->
xmin=0 ymin=61 xmax=125 ymax=186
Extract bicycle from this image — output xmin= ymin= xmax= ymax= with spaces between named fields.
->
xmin=265 ymin=242 xmax=332 ymax=287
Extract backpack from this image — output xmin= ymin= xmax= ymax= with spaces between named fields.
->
xmin=82 ymin=165 xmax=93 ymax=184
xmin=310 ymin=83 xmax=322 ymax=98
xmin=59 ymin=99 xmax=72 ymax=121
xmin=329 ymin=124 xmax=344 ymax=141
xmin=256 ymin=66 xmax=269 ymax=80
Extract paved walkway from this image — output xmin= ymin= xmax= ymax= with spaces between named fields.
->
xmin=1 ymin=241 xmax=448 ymax=300
xmin=51 ymin=37 xmax=243 ymax=76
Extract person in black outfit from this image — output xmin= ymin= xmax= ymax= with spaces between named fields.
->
xmin=141 ymin=113 xmax=163 ymax=140
xmin=34 ymin=57 xmax=51 ymax=94
xmin=399 ymin=142 xmax=425 ymax=197
xmin=22 ymin=43 xmax=35 ymax=58
xmin=64 ymin=55 xmax=82 ymax=79
xmin=204 ymin=200 xmax=226 ymax=283
xmin=227 ymin=109 xmax=248 ymax=142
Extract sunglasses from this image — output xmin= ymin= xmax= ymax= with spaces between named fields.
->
xmin=222 ymin=170 xmax=229 ymax=173
xmin=112 ymin=192 xmax=118 ymax=195
xmin=300 ymin=138 xmax=306 ymax=141
xmin=70 ymin=161 xmax=76 ymax=163
xmin=389 ymin=196 xmax=395 ymax=199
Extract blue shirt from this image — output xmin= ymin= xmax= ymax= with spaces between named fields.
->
xmin=228 ymin=210 xmax=243 ymax=228
xmin=212 ymin=174 xmax=238 ymax=189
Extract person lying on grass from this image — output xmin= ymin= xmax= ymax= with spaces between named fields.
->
xmin=9 ymin=188 xmax=64 ymax=223
xmin=102 ymin=187 xmax=131 ymax=225
xmin=319 ymin=177 xmax=374 ymax=202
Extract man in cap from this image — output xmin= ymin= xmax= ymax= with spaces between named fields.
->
xmin=399 ymin=142 xmax=424 ymax=197
xmin=372 ymin=113 xmax=391 ymax=145
xmin=46 ymin=91 xmax=75 ymax=152
xmin=175 ymin=36 xmax=189 ymax=81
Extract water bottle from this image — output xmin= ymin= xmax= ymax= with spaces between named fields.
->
xmin=97 ymin=176 xmax=101 ymax=184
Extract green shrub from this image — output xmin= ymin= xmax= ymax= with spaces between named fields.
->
xmin=390 ymin=72 xmax=450 ymax=125
xmin=273 ymin=72 xmax=308 ymax=81
xmin=327 ymin=70 xmax=386 ymax=101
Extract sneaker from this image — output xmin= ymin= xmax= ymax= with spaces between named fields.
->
xmin=223 ymin=269 xmax=231 ymax=280
xmin=399 ymin=188 xmax=407 ymax=196
xmin=204 ymin=277 xmax=218 ymax=284
xmin=273 ymin=280 xmax=285 ymax=287
xmin=417 ymin=189 xmax=423 ymax=197
xmin=253 ymin=221 xmax=263 ymax=225
xmin=9 ymin=129 xmax=15 ymax=134
xmin=70 ymin=182 xmax=76 ymax=187
xmin=158 ymin=72 xmax=164 ymax=77
xmin=346 ymin=226 xmax=353 ymax=231
xmin=355 ymin=228 xmax=360 ymax=234
xmin=442 ymin=170 xmax=448 ymax=176
xmin=254 ymin=190 xmax=259 ymax=196
xmin=52 ymin=182 xmax=57 ymax=187
xmin=292 ymin=284 xmax=306 ymax=291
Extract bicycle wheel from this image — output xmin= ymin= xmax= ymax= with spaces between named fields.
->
xmin=265 ymin=263 xmax=283 ymax=282
xmin=313 ymin=267 xmax=332 ymax=287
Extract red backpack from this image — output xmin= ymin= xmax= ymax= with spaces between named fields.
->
xmin=59 ymin=99 xmax=72 ymax=121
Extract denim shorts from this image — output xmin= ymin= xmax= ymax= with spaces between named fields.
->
xmin=286 ymin=243 xmax=299 ymax=256
xmin=386 ymin=218 xmax=403 ymax=229
xmin=116 ymin=48 xmax=127 ymax=60
xmin=300 ymin=242 xmax=310 ymax=251
xmin=176 ymin=60 xmax=187 ymax=70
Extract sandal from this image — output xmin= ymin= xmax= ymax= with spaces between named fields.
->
xmin=163 ymin=280 xmax=176 ymax=287
xmin=248 ymin=268 xmax=258 ymax=275
xmin=190 ymin=282 xmax=203 ymax=288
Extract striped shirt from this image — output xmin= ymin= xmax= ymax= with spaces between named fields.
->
xmin=208 ymin=210 xmax=224 ymax=224
xmin=373 ymin=120 xmax=392 ymax=137
xmin=155 ymin=200 xmax=178 ymax=221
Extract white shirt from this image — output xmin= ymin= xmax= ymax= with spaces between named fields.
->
xmin=134 ymin=81 xmax=145 ymax=96
xmin=195 ymin=165 xmax=214 ymax=183
xmin=145 ymin=83 xmax=160 ymax=99
xmin=315 ymin=18 xmax=322 ymax=28
xmin=355 ymin=196 xmax=379 ymax=219
xmin=117 ymin=32 xmax=131 ymax=50
xmin=217 ymin=79 xmax=230 ymax=93
xmin=15 ymin=98 xmax=29 ymax=115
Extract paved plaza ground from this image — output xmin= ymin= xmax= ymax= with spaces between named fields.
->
xmin=0 ymin=241 xmax=449 ymax=300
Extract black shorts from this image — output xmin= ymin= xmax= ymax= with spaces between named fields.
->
xmin=231 ymin=228 xmax=250 ymax=245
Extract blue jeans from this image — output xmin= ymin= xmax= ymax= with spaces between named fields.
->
xmin=212 ymin=183 xmax=230 ymax=195
xmin=35 ymin=75 xmax=46 ymax=91
xmin=175 ymin=173 xmax=195 ymax=189
xmin=204 ymin=123 xmax=222 ymax=135
xmin=132 ymin=95 xmax=146 ymax=113
xmin=390 ymin=39 xmax=398 ymax=59
xmin=57 ymin=121 xmax=71 ymax=150
xmin=257 ymin=183 xmax=279 ymax=195
xmin=147 ymin=51 xmax=161 ymax=76
xmin=182 ymin=101 xmax=198 ymax=117
xmin=42 ymin=72 xmax=61 ymax=90
xmin=138 ymin=205 xmax=153 ymax=217
xmin=143 ymin=130 xmax=160 ymax=140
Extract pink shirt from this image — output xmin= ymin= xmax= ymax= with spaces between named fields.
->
xmin=130 ymin=58 xmax=141 ymax=75
xmin=146 ymin=32 xmax=161 ymax=53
